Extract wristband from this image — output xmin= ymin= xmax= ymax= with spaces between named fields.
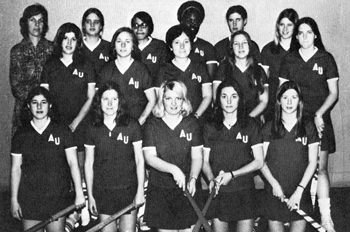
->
xmin=298 ymin=184 xmax=305 ymax=189
xmin=230 ymin=171 xmax=235 ymax=179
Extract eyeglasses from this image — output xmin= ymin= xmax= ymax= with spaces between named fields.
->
xmin=132 ymin=23 xmax=148 ymax=29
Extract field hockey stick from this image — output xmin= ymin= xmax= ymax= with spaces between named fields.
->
xmin=310 ymin=138 xmax=322 ymax=209
xmin=283 ymin=198 xmax=326 ymax=232
xmin=184 ymin=188 xmax=213 ymax=232
xmin=25 ymin=204 xmax=76 ymax=232
xmin=192 ymin=185 xmax=216 ymax=232
xmin=85 ymin=202 xmax=135 ymax=232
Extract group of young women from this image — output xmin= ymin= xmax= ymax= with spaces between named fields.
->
xmin=9 ymin=2 xmax=339 ymax=232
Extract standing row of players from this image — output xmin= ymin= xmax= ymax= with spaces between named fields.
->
xmin=9 ymin=1 xmax=339 ymax=232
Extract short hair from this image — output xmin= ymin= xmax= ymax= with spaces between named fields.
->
xmin=272 ymin=80 xmax=305 ymax=139
xmin=131 ymin=11 xmax=154 ymax=35
xmin=82 ymin=8 xmax=105 ymax=36
xmin=274 ymin=8 xmax=299 ymax=47
xmin=153 ymin=79 xmax=192 ymax=118
xmin=21 ymin=86 xmax=56 ymax=123
xmin=226 ymin=5 xmax=247 ymax=21
xmin=91 ymin=80 xmax=130 ymax=126
xmin=211 ymin=78 xmax=247 ymax=129
xmin=177 ymin=1 xmax=205 ymax=24
xmin=165 ymin=24 xmax=194 ymax=49
xmin=296 ymin=17 xmax=325 ymax=51
xmin=110 ymin=27 xmax=141 ymax=60
xmin=52 ymin=23 xmax=84 ymax=62
xmin=19 ymin=4 xmax=49 ymax=39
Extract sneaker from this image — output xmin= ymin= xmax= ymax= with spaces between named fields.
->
xmin=321 ymin=217 xmax=336 ymax=232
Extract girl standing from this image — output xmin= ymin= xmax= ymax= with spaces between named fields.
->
xmin=177 ymin=0 xmax=218 ymax=79
xmin=279 ymin=17 xmax=339 ymax=232
xmin=41 ymin=22 xmax=96 ymax=152
xmin=202 ymin=78 xmax=264 ymax=232
xmin=40 ymin=23 xmax=96 ymax=197
xmin=143 ymin=80 xmax=203 ymax=231
xmin=155 ymin=24 xmax=212 ymax=120
xmin=98 ymin=27 xmax=156 ymax=125
xmin=84 ymin=81 xmax=145 ymax=232
xmin=10 ymin=4 xmax=53 ymax=135
xmin=261 ymin=81 xmax=318 ymax=232
xmin=261 ymin=8 xmax=299 ymax=122
xmin=214 ymin=31 xmax=268 ymax=120
xmin=131 ymin=11 xmax=169 ymax=83
xmin=11 ymin=87 xmax=85 ymax=232
xmin=81 ymin=8 xmax=111 ymax=77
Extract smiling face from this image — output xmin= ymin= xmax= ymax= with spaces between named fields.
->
xmin=115 ymin=31 xmax=133 ymax=58
xmin=132 ymin=17 xmax=149 ymax=41
xmin=171 ymin=32 xmax=191 ymax=60
xmin=220 ymin=86 xmax=239 ymax=114
xmin=163 ymin=89 xmax=184 ymax=116
xmin=84 ymin=13 xmax=102 ymax=37
xmin=62 ymin=32 xmax=77 ymax=55
xmin=28 ymin=14 xmax=44 ymax=38
xmin=29 ymin=94 xmax=51 ymax=120
xmin=232 ymin=33 xmax=249 ymax=60
xmin=297 ymin=23 xmax=315 ymax=50
xmin=280 ymin=89 xmax=299 ymax=115
xmin=227 ymin=12 xmax=246 ymax=34
xmin=278 ymin=17 xmax=295 ymax=40
xmin=101 ymin=89 xmax=119 ymax=118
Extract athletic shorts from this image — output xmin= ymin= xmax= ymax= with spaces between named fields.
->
xmin=144 ymin=184 xmax=197 ymax=229
xmin=320 ymin=114 xmax=336 ymax=153
xmin=20 ymin=192 xmax=73 ymax=221
xmin=305 ymin=113 xmax=336 ymax=153
xmin=95 ymin=187 xmax=136 ymax=215
xmin=264 ymin=188 xmax=312 ymax=222
xmin=207 ymin=188 xmax=257 ymax=222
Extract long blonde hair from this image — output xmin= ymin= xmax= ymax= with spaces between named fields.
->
xmin=153 ymin=79 xmax=192 ymax=118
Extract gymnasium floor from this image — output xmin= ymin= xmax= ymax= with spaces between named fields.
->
xmin=1 ymin=187 xmax=349 ymax=232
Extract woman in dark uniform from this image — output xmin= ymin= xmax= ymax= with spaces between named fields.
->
xmin=84 ymin=81 xmax=145 ymax=232
xmin=261 ymin=81 xmax=318 ymax=232
xmin=11 ymin=87 xmax=85 ymax=232
xmin=202 ymin=78 xmax=264 ymax=232
xmin=143 ymin=79 xmax=203 ymax=231
xmin=279 ymin=17 xmax=339 ymax=232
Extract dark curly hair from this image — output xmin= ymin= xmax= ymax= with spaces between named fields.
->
xmin=91 ymin=80 xmax=130 ymax=127
xmin=51 ymin=22 xmax=84 ymax=64
xmin=21 ymin=86 xmax=58 ymax=124
xmin=177 ymin=1 xmax=205 ymax=24
xmin=20 ymin=4 xmax=49 ymax=39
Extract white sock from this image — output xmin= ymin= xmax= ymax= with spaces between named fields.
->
xmin=318 ymin=198 xmax=331 ymax=218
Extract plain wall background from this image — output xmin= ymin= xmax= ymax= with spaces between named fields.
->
xmin=0 ymin=0 xmax=349 ymax=188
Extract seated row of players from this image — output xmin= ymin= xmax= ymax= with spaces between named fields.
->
xmin=10 ymin=2 xmax=339 ymax=232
